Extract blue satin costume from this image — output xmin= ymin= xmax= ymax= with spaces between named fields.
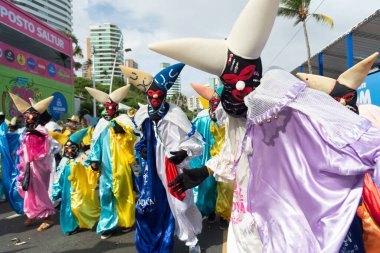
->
xmin=134 ymin=118 xmax=175 ymax=253
xmin=51 ymin=158 xmax=79 ymax=234
xmin=190 ymin=114 xmax=217 ymax=217
xmin=0 ymin=122 xmax=23 ymax=213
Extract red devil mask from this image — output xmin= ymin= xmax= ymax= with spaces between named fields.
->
xmin=104 ymin=101 xmax=119 ymax=120
xmin=220 ymin=50 xmax=262 ymax=118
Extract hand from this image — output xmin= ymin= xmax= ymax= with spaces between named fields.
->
xmin=168 ymin=150 xmax=188 ymax=165
xmin=91 ymin=161 xmax=100 ymax=171
xmin=113 ymin=122 xmax=125 ymax=134
xmin=139 ymin=148 xmax=147 ymax=160
xmin=168 ymin=166 xmax=210 ymax=195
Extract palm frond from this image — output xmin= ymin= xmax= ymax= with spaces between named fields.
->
xmin=311 ymin=13 xmax=334 ymax=28
xmin=278 ymin=7 xmax=299 ymax=18
xmin=280 ymin=0 xmax=303 ymax=10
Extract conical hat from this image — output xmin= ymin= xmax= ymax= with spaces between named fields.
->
xmin=9 ymin=92 xmax=31 ymax=113
xmin=297 ymin=52 xmax=379 ymax=93
xmin=149 ymin=0 xmax=279 ymax=76
xmin=153 ymin=63 xmax=185 ymax=91
xmin=85 ymin=87 xmax=109 ymax=103
xmin=33 ymin=96 xmax=53 ymax=114
xmin=49 ymin=131 xmax=69 ymax=146
xmin=119 ymin=65 xmax=153 ymax=92
xmin=338 ymin=52 xmax=379 ymax=90
xmin=296 ymin=73 xmax=335 ymax=94
xmin=191 ymin=84 xmax=215 ymax=101
xmin=69 ymin=128 xmax=88 ymax=144
xmin=29 ymin=98 xmax=36 ymax=106
xmin=109 ymin=84 xmax=130 ymax=103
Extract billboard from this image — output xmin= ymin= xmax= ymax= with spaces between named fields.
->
xmin=0 ymin=0 xmax=73 ymax=120
xmin=357 ymin=71 xmax=380 ymax=106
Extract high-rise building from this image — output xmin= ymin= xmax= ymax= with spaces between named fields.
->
xmin=10 ymin=0 xmax=73 ymax=33
xmin=208 ymin=76 xmax=221 ymax=90
xmin=89 ymin=23 xmax=124 ymax=85
xmin=160 ymin=62 xmax=181 ymax=98
xmin=187 ymin=96 xmax=202 ymax=112
xmin=125 ymin=59 xmax=138 ymax=69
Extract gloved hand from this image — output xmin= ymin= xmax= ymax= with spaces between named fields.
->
xmin=140 ymin=148 xmax=147 ymax=160
xmin=168 ymin=150 xmax=188 ymax=165
xmin=168 ymin=166 xmax=210 ymax=195
xmin=91 ymin=161 xmax=100 ymax=171
xmin=26 ymin=129 xmax=44 ymax=137
xmin=113 ymin=122 xmax=125 ymax=134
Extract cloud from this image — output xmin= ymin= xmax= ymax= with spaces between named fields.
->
xmin=73 ymin=0 xmax=380 ymax=96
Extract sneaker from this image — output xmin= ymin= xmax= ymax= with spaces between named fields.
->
xmin=100 ymin=230 xmax=114 ymax=240
xmin=219 ymin=218 xmax=229 ymax=230
xmin=68 ymin=227 xmax=80 ymax=236
xmin=120 ymin=227 xmax=133 ymax=233
xmin=189 ymin=244 xmax=201 ymax=253
xmin=207 ymin=213 xmax=216 ymax=224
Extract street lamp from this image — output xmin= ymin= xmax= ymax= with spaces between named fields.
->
xmin=91 ymin=46 xmax=97 ymax=117
xmin=109 ymin=35 xmax=132 ymax=94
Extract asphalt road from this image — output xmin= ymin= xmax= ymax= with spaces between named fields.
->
xmin=0 ymin=201 xmax=225 ymax=253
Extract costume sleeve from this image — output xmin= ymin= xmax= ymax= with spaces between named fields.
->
xmin=349 ymin=126 xmax=380 ymax=186
xmin=51 ymin=163 xmax=65 ymax=201
xmin=87 ymin=133 xmax=103 ymax=163
xmin=205 ymin=117 xmax=237 ymax=183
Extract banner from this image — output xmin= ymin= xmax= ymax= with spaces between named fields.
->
xmin=358 ymin=71 xmax=380 ymax=106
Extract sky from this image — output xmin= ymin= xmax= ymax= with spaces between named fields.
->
xmin=73 ymin=0 xmax=380 ymax=96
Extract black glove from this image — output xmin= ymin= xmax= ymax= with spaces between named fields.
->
xmin=81 ymin=144 xmax=91 ymax=152
xmin=168 ymin=150 xmax=188 ymax=165
xmin=139 ymin=148 xmax=147 ymax=160
xmin=91 ymin=161 xmax=100 ymax=171
xmin=0 ymin=114 xmax=5 ymax=125
xmin=26 ymin=129 xmax=44 ymax=137
xmin=168 ymin=166 xmax=210 ymax=195
xmin=113 ymin=122 xmax=125 ymax=134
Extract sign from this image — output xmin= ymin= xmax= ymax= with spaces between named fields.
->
xmin=0 ymin=42 xmax=73 ymax=85
xmin=357 ymin=71 xmax=380 ymax=106
xmin=0 ymin=1 xmax=71 ymax=55
xmin=49 ymin=92 xmax=68 ymax=120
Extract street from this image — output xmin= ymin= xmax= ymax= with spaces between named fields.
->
xmin=0 ymin=202 xmax=226 ymax=253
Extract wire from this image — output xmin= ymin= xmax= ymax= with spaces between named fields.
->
xmin=267 ymin=0 xmax=328 ymax=67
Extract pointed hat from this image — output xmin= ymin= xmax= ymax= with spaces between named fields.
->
xmin=338 ymin=52 xmax=378 ymax=89
xmin=85 ymin=84 xmax=130 ymax=103
xmin=9 ymin=93 xmax=31 ymax=113
xmin=191 ymin=84 xmax=215 ymax=101
xmin=154 ymin=63 xmax=185 ymax=91
xmin=69 ymin=128 xmax=88 ymax=144
xmin=119 ymin=65 xmax=153 ymax=92
xmin=297 ymin=52 xmax=379 ymax=93
xmin=149 ymin=0 xmax=280 ymax=76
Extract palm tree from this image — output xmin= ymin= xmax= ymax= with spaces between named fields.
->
xmin=278 ymin=0 xmax=334 ymax=73
xmin=61 ymin=31 xmax=84 ymax=71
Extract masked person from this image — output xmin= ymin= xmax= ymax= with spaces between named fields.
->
xmin=85 ymin=85 xmax=136 ymax=239
xmin=120 ymin=63 xmax=203 ymax=253
xmin=189 ymin=85 xmax=232 ymax=228
xmin=50 ymin=128 xmax=100 ymax=235
xmin=0 ymin=112 xmax=24 ymax=213
xmin=149 ymin=0 xmax=279 ymax=251
xmin=8 ymin=93 xmax=59 ymax=231
xmin=297 ymin=53 xmax=379 ymax=253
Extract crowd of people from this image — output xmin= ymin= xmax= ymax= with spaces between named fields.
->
xmin=1 ymin=0 xmax=380 ymax=252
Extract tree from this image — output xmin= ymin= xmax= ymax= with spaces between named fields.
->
xmin=278 ymin=0 xmax=334 ymax=73
xmin=61 ymin=31 xmax=84 ymax=71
